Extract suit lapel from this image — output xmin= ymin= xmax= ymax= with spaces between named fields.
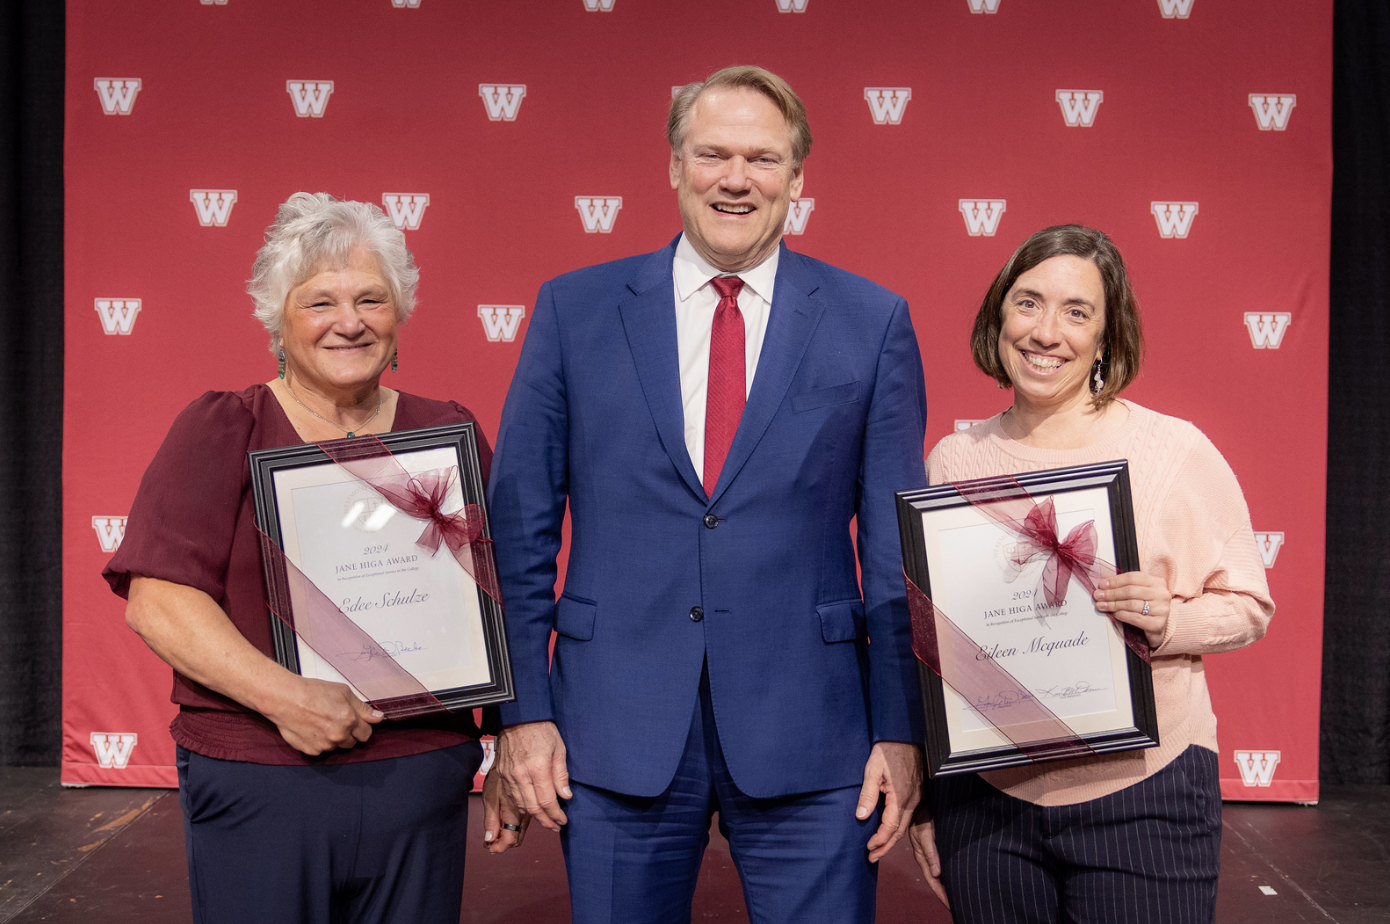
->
xmin=618 ymin=243 xmax=707 ymax=501
xmin=708 ymin=246 xmax=825 ymax=503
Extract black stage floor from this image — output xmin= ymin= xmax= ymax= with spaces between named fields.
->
xmin=1 ymin=767 xmax=1386 ymax=923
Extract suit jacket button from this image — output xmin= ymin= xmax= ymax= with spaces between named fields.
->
xmin=703 ymin=514 xmax=719 ymax=529
xmin=689 ymin=606 xmax=704 ymax=622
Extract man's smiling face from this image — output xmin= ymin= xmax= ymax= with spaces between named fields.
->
xmin=669 ymin=86 xmax=804 ymax=274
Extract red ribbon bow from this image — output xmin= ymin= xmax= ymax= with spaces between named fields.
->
xmin=318 ymin=438 xmax=503 ymax=608
xmin=951 ymin=476 xmax=1148 ymax=663
xmin=899 ymin=476 xmax=1154 ymax=764
xmin=1007 ymin=498 xmax=1104 ymax=609
xmin=361 ymin=467 xmax=485 ymax=552
xmin=254 ymin=435 xmax=505 ymax=720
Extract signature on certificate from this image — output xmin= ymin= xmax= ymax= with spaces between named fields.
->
xmin=972 ymin=689 xmax=1039 ymax=712
xmin=345 ymin=640 xmax=427 ymax=662
xmin=1034 ymin=680 xmax=1108 ymax=700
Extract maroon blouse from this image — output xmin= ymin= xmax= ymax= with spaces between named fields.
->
xmin=104 ymin=384 xmax=493 ymax=765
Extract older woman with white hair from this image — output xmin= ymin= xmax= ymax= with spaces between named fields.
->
xmin=103 ymin=193 xmax=508 ymax=924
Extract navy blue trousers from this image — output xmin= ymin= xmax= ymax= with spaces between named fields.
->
xmin=177 ymin=741 xmax=483 ymax=924
xmin=928 ymin=745 xmax=1222 ymax=924
xmin=561 ymin=667 xmax=878 ymax=924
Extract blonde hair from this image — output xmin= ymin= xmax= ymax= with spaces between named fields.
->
xmin=669 ymin=65 xmax=812 ymax=166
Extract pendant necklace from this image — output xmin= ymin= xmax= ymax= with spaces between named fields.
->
xmin=285 ymin=380 xmax=382 ymax=438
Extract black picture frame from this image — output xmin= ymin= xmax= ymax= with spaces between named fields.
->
xmin=896 ymin=460 xmax=1158 ymax=777
xmin=249 ymin=423 xmax=514 ymax=713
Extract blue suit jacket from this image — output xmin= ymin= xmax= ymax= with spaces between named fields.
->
xmin=489 ymin=239 xmax=927 ymax=799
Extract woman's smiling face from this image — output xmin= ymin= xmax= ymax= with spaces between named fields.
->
xmin=281 ymin=247 xmax=397 ymax=395
xmin=997 ymin=254 xmax=1106 ymax=415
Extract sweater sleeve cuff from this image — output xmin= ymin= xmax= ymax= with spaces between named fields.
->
xmin=1153 ymin=597 xmax=1203 ymax=655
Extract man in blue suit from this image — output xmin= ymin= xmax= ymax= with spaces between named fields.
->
xmin=485 ymin=66 xmax=928 ymax=923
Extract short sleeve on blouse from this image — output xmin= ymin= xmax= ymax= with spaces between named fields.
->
xmin=103 ymin=391 xmax=256 ymax=601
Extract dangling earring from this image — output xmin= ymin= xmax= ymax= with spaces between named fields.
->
xmin=391 ymin=350 xmax=398 ymax=373
xmin=1091 ymin=358 xmax=1105 ymax=394
xmin=277 ymin=348 xmax=286 ymax=379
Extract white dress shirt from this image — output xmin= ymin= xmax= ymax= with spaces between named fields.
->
xmin=672 ymin=234 xmax=779 ymax=475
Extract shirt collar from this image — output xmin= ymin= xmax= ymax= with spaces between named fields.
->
xmin=673 ymin=234 xmax=781 ymax=304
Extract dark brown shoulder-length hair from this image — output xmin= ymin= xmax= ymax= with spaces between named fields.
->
xmin=970 ymin=224 xmax=1143 ymax=408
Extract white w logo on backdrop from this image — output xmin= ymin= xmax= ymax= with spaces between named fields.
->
xmin=286 ymin=81 xmax=334 ymax=117
xmin=1233 ymin=750 xmax=1281 ymax=787
xmin=1253 ymin=532 xmax=1285 ymax=568
xmin=575 ymin=197 xmax=622 ymax=233
xmin=190 ymin=190 xmax=237 ymax=227
xmin=92 ymin=517 xmax=127 ymax=553
xmin=967 ymin=0 xmax=1001 ymax=12
xmin=1150 ymin=202 xmax=1198 ymax=238
xmin=94 ymin=79 xmax=141 ymax=115
xmin=94 ymin=299 xmax=141 ymax=335
xmin=381 ymin=194 xmax=430 ymax=230
xmin=1244 ymin=313 xmax=1292 ymax=349
xmin=390 ymin=0 xmax=423 ymax=6
xmin=1157 ymin=0 xmax=1195 ymax=17
xmin=90 ymin=733 xmax=138 ymax=769
xmin=1056 ymin=91 xmax=1103 ymax=127
xmin=784 ymin=199 xmax=814 ymax=235
xmin=775 ymin=0 xmax=809 ymax=10
xmin=479 ymin=85 xmax=527 ymax=121
xmin=959 ymin=200 xmax=1006 ymax=236
xmin=478 ymin=306 xmax=527 ymax=343
xmin=583 ymin=0 xmax=615 ymax=9
xmin=1249 ymin=95 xmax=1297 ymax=131
xmin=864 ymin=88 xmax=912 ymax=125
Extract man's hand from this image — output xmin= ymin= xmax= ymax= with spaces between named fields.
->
xmin=856 ymin=741 xmax=922 ymax=862
xmin=496 ymin=720 xmax=571 ymax=831
xmin=482 ymin=766 xmax=532 ymax=854
xmin=909 ymin=801 xmax=950 ymax=908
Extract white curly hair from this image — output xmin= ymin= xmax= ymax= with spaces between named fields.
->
xmin=247 ymin=192 xmax=419 ymax=354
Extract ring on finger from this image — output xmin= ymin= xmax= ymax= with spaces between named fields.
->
xmin=1141 ymin=601 xmax=1151 ymax=616
xmin=502 ymin=823 xmax=522 ymax=832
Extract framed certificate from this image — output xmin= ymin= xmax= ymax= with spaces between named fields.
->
xmin=896 ymin=460 xmax=1158 ymax=777
xmin=249 ymin=423 xmax=514 ymax=714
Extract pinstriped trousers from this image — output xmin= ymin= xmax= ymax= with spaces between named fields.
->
xmin=927 ymin=745 xmax=1221 ymax=924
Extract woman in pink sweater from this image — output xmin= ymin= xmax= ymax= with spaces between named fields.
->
xmin=909 ymin=225 xmax=1273 ymax=923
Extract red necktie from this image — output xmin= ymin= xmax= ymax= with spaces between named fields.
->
xmin=704 ymin=276 xmax=746 ymax=497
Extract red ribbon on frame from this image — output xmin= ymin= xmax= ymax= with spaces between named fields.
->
xmin=950 ymin=476 xmax=1150 ymax=664
xmin=315 ymin=436 xmax=503 ymax=609
xmin=257 ymin=434 xmax=504 ymax=720
xmin=905 ymin=475 xmax=1150 ymax=764
xmin=905 ymin=572 xmax=1094 ymax=762
xmin=259 ymin=530 xmax=446 ymax=719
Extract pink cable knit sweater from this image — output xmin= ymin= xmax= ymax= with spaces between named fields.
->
xmin=925 ymin=400 xmax=1274 ymax=806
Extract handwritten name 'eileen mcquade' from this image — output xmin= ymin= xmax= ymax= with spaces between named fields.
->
xmin=976 ymin=630 xmax=1089 ymax=661
xmin=341 ymin=589 xmax=431 ymax=613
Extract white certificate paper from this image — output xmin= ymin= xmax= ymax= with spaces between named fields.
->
xmin=271 ymin=447 xmax=493 ymax=697
xmin=920 ymin=485 xmax=1135 ymax=754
